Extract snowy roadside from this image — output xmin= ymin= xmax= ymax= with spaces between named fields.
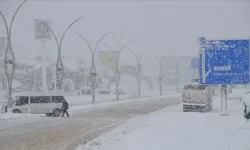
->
xmin=215 ymin=87 xmax=250 ymax=100
xmin=69 ymin=93 xmax=181 ymax=113
xmin=76 ymin=93 xmax=250 ymax=150
xmin=0 ymin=87 xmax=247 ymax=121
xmin=227 ymin=88 xmax=250 ymax=100
xmin=66 ymin=90 xmax=178 ymax=106
xmin=68 ymin=87 xmax=249 ymax=107
xmin=0 ymin=92 xmax=181 ymax=120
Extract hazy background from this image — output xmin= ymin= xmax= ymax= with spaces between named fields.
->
xmin=0 ymin=0 xmax=250 ymax=76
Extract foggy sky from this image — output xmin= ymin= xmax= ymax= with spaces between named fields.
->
xmin=0 ymin=0 xmax=250 ymax=76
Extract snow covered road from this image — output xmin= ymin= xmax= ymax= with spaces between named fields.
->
xmin=76 ymin=95 xmax=249 ymax=150
xmin=0 ymin=94 xmax=181 ymax=150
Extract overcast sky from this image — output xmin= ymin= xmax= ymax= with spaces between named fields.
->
xmin=0 ymin=0 xmax=250 ymax=76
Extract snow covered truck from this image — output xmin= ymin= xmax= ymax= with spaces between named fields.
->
xmin=182 ymin=83 xmax=213 ymax=112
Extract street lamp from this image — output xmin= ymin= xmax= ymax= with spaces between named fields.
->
xmin=125 ymin=45 xmax=152 ymax=98
xmin=147 ymin=52 xmax=171 ymax=96
xmin=35 ymin=16 xmax=84 ymax=91
xmin=0 ymin=0 xmax=27 ymax=113
xmin=100 ymin=40 xmax=135 ymax=100
xmin=74 ymin=30 xmax=114 ymax=103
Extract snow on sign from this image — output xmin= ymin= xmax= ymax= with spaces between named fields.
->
xmin=199 ymin=37 xmax=249 ymax=85
xmin=34 ymin=19 xmax=51 ymax=39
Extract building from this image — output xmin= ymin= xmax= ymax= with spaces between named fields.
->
xmin=161 ymin=55 xmax=197 ymax=87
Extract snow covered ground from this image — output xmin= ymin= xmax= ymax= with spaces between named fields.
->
xmin=66 ymin=94 xmax=133 ymax=106
xmin=69 ymin=93 xmax=181 ymax=112
xmin=111 ymin=75 xmax=177 ymax=97
xmin=0 ymin=93 xmax=182 ymax=150
xmin=76 ymin=89 xmax=250 ymax=150
xmin=66 ymin=90 xmax=178 ymax=106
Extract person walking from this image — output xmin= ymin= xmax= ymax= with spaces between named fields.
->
xmin=61 ymin=97 xmax=69 ymax=117
xmin=242 ymin=93 xmax=250 ymax=121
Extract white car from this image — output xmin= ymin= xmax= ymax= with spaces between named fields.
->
xmin=12 ymin=92 xmax=67 ymax=117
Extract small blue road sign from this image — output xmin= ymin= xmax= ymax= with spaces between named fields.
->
xmin=199 ymin=37 xmax=249 ymax=85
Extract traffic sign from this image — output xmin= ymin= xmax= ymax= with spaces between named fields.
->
xmin=34 ymin=19 xmax=51 ymax=39
xmin=199 ymin=37 xmax=249 ymax=85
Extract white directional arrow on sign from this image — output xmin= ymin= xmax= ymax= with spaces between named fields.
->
xmin=199 ymin=37 xmax=211 ymax=83
xmin=201 ymin=48 xmax=211 ymax=83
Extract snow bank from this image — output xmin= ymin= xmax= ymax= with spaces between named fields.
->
xmin=113 ymin=75 xmax=176 ymax=97
xmin=228 ymin=88 xmax=250 ymax=100
xmin=66 ymin=94 xmax=132 ymax=106
xmin=69 ymin=93 xmax=181 ymax=113
xmin=76 ymin=96 xmax=250 ymax=150
xmin=66 ymin=89 xmax=178 ymax=106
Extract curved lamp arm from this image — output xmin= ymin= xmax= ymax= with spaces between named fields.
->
xmin=147 ymin=51 xmax=164 ymax=79
xmin=117 ymin=40 xmax=136 ymax=61
xmin=93 ymin=30 xmax=113 ymax=55
xmin=138 ymin=45 xmax=152 ymax=64
xmin=100 ymin=41 xmax=120 ymax=74
xmin=0 ymin=11 xmax=9 ymax=37
xmin=125 ymin=46 xmax=139 ymax=64
xmin=162 ymin=52 xmax=171 ymax=61
xmin=9 ymin=0 xmax=28 ymax=42
xmin=100 ymin=41 xmax=116 ymax=58
xmin=160 ymin=52 xmax=172 ymax=67
xmin=148 ymin=51 xmax=160 ymax=66
xmin=59 ymin=16 xmax=84 ymax=48
xmin=74 ymin=31 xmax=93 ymax=56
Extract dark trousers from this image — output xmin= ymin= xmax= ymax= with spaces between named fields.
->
xmin=62 ymin=109 xmax=69 ymax=117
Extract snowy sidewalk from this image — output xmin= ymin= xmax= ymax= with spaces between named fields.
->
xmin=76 ymin=96 xmax=250 ymax=150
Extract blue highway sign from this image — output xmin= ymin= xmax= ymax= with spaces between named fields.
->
xmin=199 ymin=37 xmax=249 ymax=85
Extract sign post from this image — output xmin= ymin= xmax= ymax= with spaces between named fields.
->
xmin=34 ymin=19 xmax=51 ymax=92
xmin=191 ymin=57 xmax=199 ymax=79
xmin=199 ymin=37 xmax=249 ymax=116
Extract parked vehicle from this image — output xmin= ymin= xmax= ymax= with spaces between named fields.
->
xmin=12 ymin=92 xmax=67 ymax=117
xmin=182 ymin=83 xmax=213 ymax=112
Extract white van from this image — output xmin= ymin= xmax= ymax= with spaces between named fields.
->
xmin=12 ymin=92 xmax=67 ymax=117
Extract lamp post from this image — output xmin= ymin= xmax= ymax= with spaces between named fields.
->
xmin=100 ymin=40 xmax=135 ymax=100
xmin=125 ymin=45 xmax=152 ymax=98
xmin=74 ymin=30 xmax=114 ymax=103
xmin=147 ymin=52 xmax=171 ymax=96
xmin=0 ymin=0 xmax=27 ymax=113
xmin=35 ymin=16 xmax=84 ymax=91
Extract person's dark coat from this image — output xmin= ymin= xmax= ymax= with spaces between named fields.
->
xmin=61 ymin=100 xmax=70 ymax=117
xmin=244 ymin=103 xmax=250 ymax=121
xmin=62 ymin=101 xmax=69 ymax=110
